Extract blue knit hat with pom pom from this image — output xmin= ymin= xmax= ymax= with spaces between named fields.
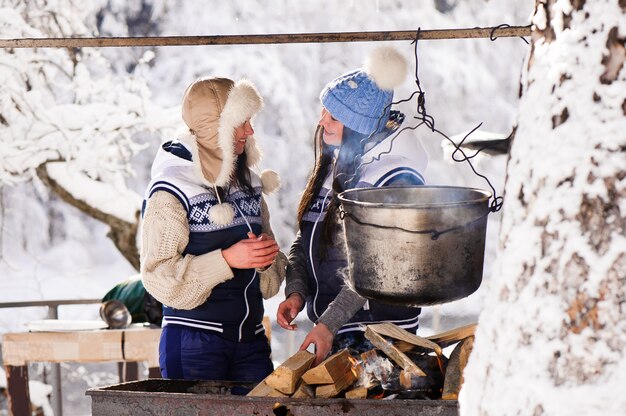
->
xmin=320 ymin=47 xmax=408 ymax=136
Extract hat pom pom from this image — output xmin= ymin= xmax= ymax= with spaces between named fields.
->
xmin=260 ymin=169 xmax=280 ymax=195
xmin=209 ymin=203 xmax=235 ymax=225
xmin=364 ymin=46 xmax=407 ymax=90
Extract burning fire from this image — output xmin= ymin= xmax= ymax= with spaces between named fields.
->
xmin=370 ymin=391 xmax=385 ymax=400
xmin=348 ymin=355 xmax=362 ymax=379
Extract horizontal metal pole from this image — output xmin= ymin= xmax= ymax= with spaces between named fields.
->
xmin=0 ymin=299 xmax=102 ymax=308
xmin=0 ymin=26 xmax=531 ymax=49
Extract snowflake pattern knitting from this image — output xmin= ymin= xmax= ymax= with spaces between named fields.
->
xmin=302 ymin=186 xmax=333 ymax=223
xmin=189 ymin=187 xmax=263 ymax=232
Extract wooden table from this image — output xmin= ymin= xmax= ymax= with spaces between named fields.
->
xmin=2 ymin=327 xmax=161 ymax=416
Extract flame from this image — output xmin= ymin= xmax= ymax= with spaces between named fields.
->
xmin=371 ymin=391 xmax=385 ymax=400
xmin=348 ymin=355 xmax=359 ymax=366
xmin=348 ymin=355 xmax=362 ymax=378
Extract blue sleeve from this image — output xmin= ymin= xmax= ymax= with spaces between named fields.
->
xmin=147 ymin=181 xmax=190 ymax=213
xmin=374 ymin=167 xmax=425 ymax=187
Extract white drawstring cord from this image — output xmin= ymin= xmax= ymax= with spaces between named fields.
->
xmin=213 ymin=184 xmax=224 ymax=205
xmin=310 ymin=187 xmax=332 ymax=320
xmin=232 ymin=199 xmax=253 ymax=233
xmin=232 ymin=198 xmax=255 ymax=342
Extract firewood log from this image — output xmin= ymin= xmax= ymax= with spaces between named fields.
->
xmin=314 ymin=368 xmax=358 ymax=398
xmin=399 ymin=353 xmax=446 ymax=399
xmin=364 ymin=327 xmax=426 ymax=377
xmin=360 ymin=349 xmax=380 ymax=366
xmin=246 ymin=380 xmax=288 ymax=398
xmin=394 ymin=340 xmax=416 ymax=353
xmin=427 ymin=324 xmax=477 ymax=349
xmin=290 ymin=380 xmax=314 ymax=399
xmin=367 ymin=323 xmax=442 ymax=355
xmin=442 ymin=336 xmax=475 ymax=400
xmin=344 ymin=386 xmax=368 ymax=399
xmin=265 ymin=350 xmax=315 ymax=394
xmin=301 ymin=349 xmax=352 ymax=385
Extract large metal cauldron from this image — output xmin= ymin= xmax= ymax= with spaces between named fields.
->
xmin=338 ymin=186 xmax=491 ymax=306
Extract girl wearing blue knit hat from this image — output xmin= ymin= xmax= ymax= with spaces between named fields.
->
xmin=277 ymin=47 xmax=428 ymax=365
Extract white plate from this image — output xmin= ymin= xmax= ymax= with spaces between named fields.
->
xmin=26 ymin=319 xmax=108 ymax=332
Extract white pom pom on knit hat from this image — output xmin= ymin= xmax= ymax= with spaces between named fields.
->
xmin=364 ymin=46 xmax=408 ymax=90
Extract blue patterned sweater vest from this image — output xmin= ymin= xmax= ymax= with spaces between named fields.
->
xmin=301 ymin=134 xmax=425 ymax=335
xmin=143 ymin=140 xmax=264 ymax=342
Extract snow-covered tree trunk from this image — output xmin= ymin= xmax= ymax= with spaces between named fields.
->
xmin=461 ymin=1 xmax=626 ymax=415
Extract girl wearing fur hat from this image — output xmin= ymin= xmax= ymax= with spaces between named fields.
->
xmin=277 ymin=47 xmax=428 ymax=365
xmin=141 ymin=77 xmax=285 ymax=385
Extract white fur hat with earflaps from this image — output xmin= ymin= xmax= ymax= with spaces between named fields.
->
xmin=180 ymin=77 xmax=280 ymax=225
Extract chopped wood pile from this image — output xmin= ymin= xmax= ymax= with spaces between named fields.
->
xmin=248 ymin=323 xmax=476 ymax=400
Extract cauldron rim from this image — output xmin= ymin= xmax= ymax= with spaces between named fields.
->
xmin=338 ymin=185 xmax=492 ymax=210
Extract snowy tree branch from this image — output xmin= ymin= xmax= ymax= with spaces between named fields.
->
xmin=35 ymin=161 xmax=140 ymax=270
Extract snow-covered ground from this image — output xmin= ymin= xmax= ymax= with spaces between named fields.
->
xmin=0 ymin=1 xmax=532 ymax=414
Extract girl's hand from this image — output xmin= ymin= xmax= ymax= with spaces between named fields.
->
xmin=251 ymin=232 xmax=272 ymax=241
xmin=299 ymin=323 xmax=334 ymax=366
xmin=222 ymin=234 xmax=279 ymax=269
xmin=277 ymin=293 xmax=304 ymax=330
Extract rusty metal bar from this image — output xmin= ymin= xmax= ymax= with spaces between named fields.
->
xmin=0 ymin=26 xmax=531 ymax=49
xmin=0 ymin=298 xmax=102 ymax=308
xmin=4 ymin=365 xmax=30 ymax=416
xmin=148 ymin=366 xmax=161 ymax=378
xmin=117 ymin=362 xmax=139 ymax=383
xmin=47 ymin=306 xmax=63 ymax=416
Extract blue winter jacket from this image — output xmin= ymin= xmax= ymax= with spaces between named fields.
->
xmin=142 ymin=139 xmax=266 ymax=342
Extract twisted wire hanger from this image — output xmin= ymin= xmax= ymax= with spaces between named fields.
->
xmin=340 ymin=28 xmax=505 ymax=212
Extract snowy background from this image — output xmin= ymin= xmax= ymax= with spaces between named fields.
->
xmin=0 ymin=0 xmax=532 ymax=414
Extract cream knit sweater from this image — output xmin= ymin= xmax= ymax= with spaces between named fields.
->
xmin=140 ymin=191 xmax=286 ymax=310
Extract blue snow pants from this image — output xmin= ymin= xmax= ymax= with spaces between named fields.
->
xmin=159 ymin=324 xmax=273 ymax=392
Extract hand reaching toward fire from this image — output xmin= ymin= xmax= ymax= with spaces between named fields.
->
xmin=300 ymin=323 xmax=334 ymax=366
xmin=276 ymin=293 xmax=304 ymax=330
